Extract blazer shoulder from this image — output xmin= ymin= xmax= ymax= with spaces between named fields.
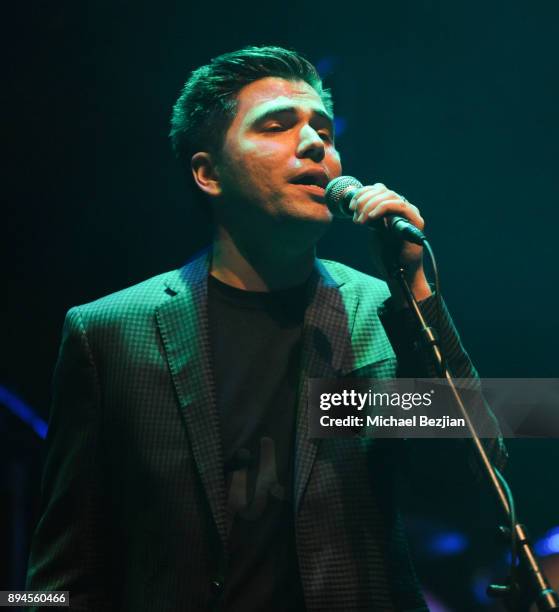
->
xmin=70 ymin=268 xmax=184 ymax=326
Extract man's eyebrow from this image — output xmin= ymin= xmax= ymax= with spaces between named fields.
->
xmin=251 ymin=105 xmax=334 ymax=131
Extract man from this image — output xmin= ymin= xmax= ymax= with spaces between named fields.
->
xmin=26 ymin=46 xmax=504 ymax=611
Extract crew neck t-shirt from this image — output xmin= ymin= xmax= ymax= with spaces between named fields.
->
xmin=207 ymin=274 xmax=308 ymax=611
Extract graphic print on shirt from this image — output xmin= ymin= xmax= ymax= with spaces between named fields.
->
xmin=227 ymin=436 xmax=286 ymax=531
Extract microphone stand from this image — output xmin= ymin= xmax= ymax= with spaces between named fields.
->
xmin=392 ymin=262 xmax=559 ymax=611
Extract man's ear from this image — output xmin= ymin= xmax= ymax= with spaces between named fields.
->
xmin=191 ymin=152 xmax=221 ymax=197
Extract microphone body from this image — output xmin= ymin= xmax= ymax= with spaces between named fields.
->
xmin=324 ymin=176 xmax=426 ymax=245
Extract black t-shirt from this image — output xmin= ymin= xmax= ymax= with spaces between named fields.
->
xmin=207 ymin=274 xmax=308 ymax=612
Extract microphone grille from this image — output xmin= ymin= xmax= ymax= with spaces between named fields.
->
xmin=324 ymin=176 xmax=363 ymax=217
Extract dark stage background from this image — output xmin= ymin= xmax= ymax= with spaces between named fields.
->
xmin=2 ymin=1 xmax=559 ymax=610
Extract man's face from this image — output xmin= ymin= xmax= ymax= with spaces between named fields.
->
xmin=214 ymin=77 xmax=342 ymax=229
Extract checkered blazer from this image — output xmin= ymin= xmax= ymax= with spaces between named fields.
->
xmin=26 ymin=249 xmax=505 ymax=611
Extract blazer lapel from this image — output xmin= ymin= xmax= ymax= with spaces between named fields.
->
xmin=294 ymin=260 xmax=359 ymax=514
xmin=155 ymin=249 xmax=228 ymax=546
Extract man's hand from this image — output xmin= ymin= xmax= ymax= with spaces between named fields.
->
xmin=349 ymin=183 xmax=432 ymax=306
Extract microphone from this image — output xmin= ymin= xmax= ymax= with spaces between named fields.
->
xmin=324 ymin=176 xmax=427 ymax=246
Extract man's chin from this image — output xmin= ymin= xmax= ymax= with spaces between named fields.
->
xmin=269 ymin=208 xmax=334 ymax=246
xmin=282 ymin=204 xmax=333 ymax=227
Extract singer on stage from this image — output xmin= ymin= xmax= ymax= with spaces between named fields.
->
xmin=26 ymin=46 xmax=505 ymax=611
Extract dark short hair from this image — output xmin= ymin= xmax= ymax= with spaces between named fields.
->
xmin=169 ymin=46 xmax=333 ymax=205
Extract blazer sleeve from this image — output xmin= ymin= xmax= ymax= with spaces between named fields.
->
xmin=379 ymin=293 xmax=508 ymax=479
xmin=25 ymin=307 xmax=112 ymax=611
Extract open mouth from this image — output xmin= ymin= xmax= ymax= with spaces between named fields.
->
xmin=292 ymin=183 xmax=326 ymax=199
xmin=290 ymin=170 xmax=329 ymax=189
xmin=289 ymin=170 xmax=329 ymax=199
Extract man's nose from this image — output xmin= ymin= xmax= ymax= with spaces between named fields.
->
xmin=296 ymin=125 xmax=325 ymax=163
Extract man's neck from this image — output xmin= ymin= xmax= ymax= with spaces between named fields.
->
xmin=210 ymin=226 xmax=315 ymax=292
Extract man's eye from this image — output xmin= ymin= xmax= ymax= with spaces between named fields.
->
xmin=266 ymin=123 xmax=286 ymax=132
xmin=318 ymin=131 xmax=333 ymax=142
